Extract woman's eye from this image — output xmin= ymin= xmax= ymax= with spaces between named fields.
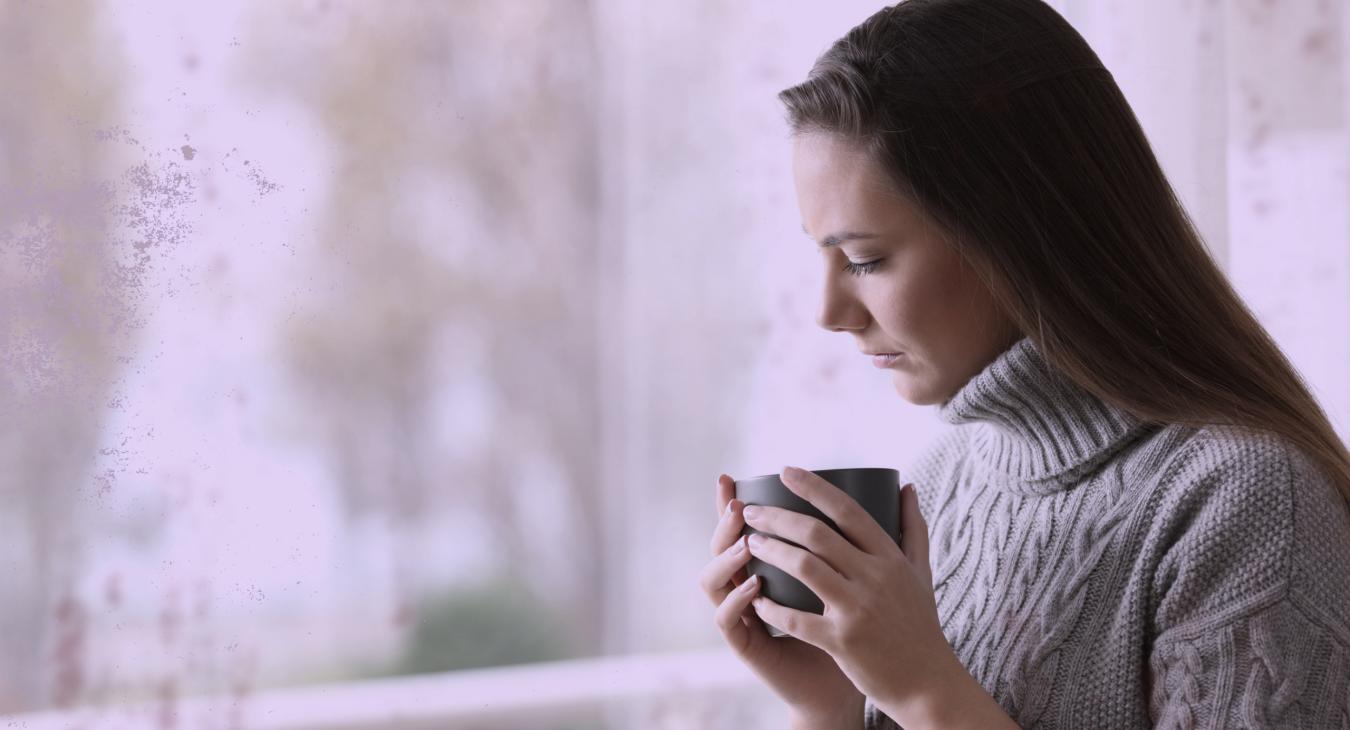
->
xmin=841 ymin=259 xmax=882 ymax=276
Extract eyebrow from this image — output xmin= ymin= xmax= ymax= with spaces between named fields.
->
xmin=801 ymin=224 xmax=881 ymax=248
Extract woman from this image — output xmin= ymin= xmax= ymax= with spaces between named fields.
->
xmin=697 ymin=0 xmax=1350 ymax=727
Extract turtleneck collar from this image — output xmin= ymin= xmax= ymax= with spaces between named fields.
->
xmin=937 ymin=336 xmax=1154 ymax=495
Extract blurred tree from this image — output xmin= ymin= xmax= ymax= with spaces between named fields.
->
xmin=241 ymin=0 xmax=610 ymax=662
xmin=0 ymin=0 xmax=159 ymax=713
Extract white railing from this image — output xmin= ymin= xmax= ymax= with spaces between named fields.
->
xmin=0 ymin=647 xmax=787 ymax=730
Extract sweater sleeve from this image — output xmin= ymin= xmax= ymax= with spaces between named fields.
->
xmin=1146 ymin=428 xmax=1350 ymax=726
xmin=1148 ymin=595 xmax=1350 ymax=727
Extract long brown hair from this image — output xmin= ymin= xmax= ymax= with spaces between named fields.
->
xmin=778 ymin=0 xmax=1350 ymax=508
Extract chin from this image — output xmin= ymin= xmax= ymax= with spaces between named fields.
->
xmin=891 ymin=376 xmax=942 ymax=406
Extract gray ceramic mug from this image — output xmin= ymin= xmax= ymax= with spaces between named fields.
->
xmin=734 ymin=467 xmax=901 ymax=638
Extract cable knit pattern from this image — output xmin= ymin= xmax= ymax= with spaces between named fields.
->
xmin=863 ymin=336 xmax=1350 ymax=729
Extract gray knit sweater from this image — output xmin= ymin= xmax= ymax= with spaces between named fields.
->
xmin=864 ymin=336 xmax=1350 ymax=729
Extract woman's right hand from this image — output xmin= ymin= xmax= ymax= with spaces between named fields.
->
xmin=699 ymin=473 xmax=867 ymax=725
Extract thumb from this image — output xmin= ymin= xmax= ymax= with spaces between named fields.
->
xmin=899 ymin=483 xmax=930 ymax=576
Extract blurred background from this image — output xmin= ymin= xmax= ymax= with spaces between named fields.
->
xmin=1 ymin=1 xmax=1346 ymax=728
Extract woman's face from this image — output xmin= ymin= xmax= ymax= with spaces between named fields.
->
xmin=791 ymin=131 xmax=1022 ymax=406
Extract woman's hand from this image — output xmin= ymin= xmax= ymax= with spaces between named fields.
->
xmin=741 ymin=465 xmax=959 ymax=716
xmin=699 ymin=473 xmax=866 ymax=725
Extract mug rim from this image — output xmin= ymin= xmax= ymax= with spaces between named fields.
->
xmin=735 ymin=467 xmax=898 ymax=483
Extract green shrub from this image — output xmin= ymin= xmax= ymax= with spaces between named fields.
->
xmin=395 ymin=575 xmax=574 ymax=674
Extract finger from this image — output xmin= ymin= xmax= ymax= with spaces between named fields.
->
xmin=741 ymin=504 xmax=857 ymax=579
xmin=698 ymin=534 xmax=753 ymax=606
xmin=746 ymin=533 xmax=848 ymax=606
xmin=715 ymin=573 xmax=762 ymax=652
xmin=751 ymin=594 xmax=829 ymax=648
xmin=779 ymin=466 xmax=892 ymax=558
xmin=709 ymin=495 xmax=747 ymax=557
xmin=899 ymin=483 xmax=930 ymax=573
xmin=715 ymin=473 xmax=733 ymax=517
xmin=712 ymin=472 xmax=745 ymax=553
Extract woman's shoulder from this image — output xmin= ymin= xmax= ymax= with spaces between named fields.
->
xmin=1139 ymin=421 xmax=1350 ymax=634
xmin=1142 ymin=421 xmax=1341 ymax=515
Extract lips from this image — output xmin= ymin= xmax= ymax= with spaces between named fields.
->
xmin=871 ymin=353 xmax=901 ymax=368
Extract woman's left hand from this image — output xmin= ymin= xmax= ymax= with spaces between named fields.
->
xmin=743 ymin=465 xmax=959 ymax=711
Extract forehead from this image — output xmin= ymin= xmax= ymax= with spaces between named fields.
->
xmin=792 ymin=132 xmax=874 ymax=179
xmin=792 ymin=132 xmax=910 ymax=234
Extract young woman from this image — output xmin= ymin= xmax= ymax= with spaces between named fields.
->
xmin=698 ymin=0 xmax=1350 ymax=727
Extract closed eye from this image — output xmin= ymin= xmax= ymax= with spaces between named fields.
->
xmin=841 ymin=259 xmax=882 ymax=276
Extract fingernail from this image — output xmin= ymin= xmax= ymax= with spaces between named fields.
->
xmin=741 ymin=574 xmax=759 ymax=590
xmin=743 ymin=505 xmax=761 ymax=520
xmin=732 ymin=535 xmax=746 ymax=553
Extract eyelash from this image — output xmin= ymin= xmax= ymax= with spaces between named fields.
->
xmin=841 ymin=259 xmax=882 ymax=276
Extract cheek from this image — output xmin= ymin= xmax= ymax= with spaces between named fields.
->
xmin=882 ymin=267 xmax=948 ymax=329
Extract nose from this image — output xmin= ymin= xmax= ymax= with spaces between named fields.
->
xmin=815 ymin=273 xmax=865 ymax=333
